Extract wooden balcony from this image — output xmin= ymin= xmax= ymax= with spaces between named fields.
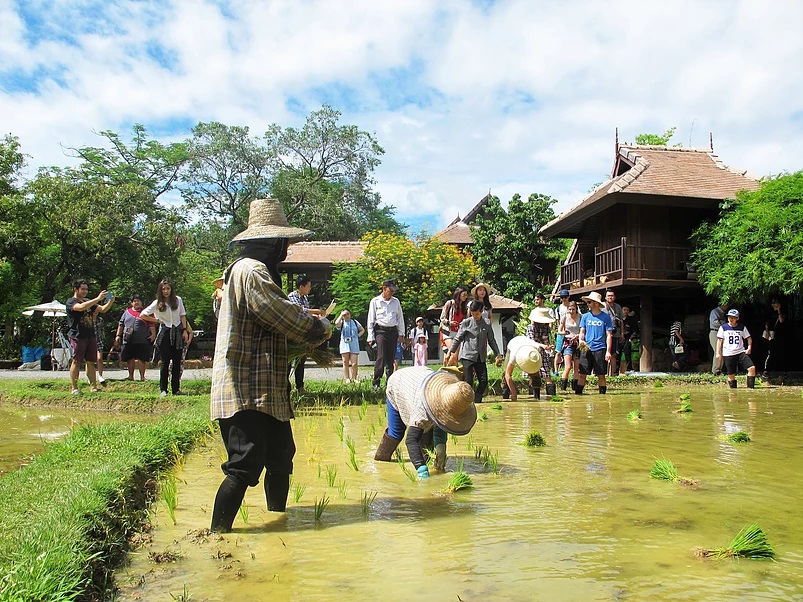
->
xmin=561 ymin=237 xmax=696 ymax=291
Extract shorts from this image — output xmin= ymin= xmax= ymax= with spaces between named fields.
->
xmin=562 ymin=342 xmax=577 ymax=357
xmin=70 ymin=337 xmax=98 ymax=364
xmin=121 ymin=342 xmax=152 ymax=363
xmin=723 ymin=352 xmax=754 ymax=375
xmin=579 ymin=348 xmax=608 ymax=376
xmin=609 ymin=337 xmax=620 ymax=356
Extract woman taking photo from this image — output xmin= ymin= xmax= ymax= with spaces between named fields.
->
xmin=335 ymin=309 xmax=365 ymax=383
xmin=141 ymin=279 xmax=190 ymax=397
xmin=439 ymin=286 xmax=468 ymax=366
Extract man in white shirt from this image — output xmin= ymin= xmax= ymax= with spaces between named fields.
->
xmin=367 ymin=279 xmax=405 ymax=391
xmin=716 ymin=309 xmax=756 ymax=389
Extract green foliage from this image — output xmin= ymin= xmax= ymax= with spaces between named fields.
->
xmin=524 ymin=431 xmax=546 ymax=447
xmin=692 ymin=171 xmax=803 ymax=302
xmin=635 ymin=127 xmax=677 ymax=146
xmin=726 ymin=431 xmax=752 ymax=443
xmin=650 ymin=458 xmax=679 ymax=481
xmin=469 ymin=193 xmax=567 ymax=302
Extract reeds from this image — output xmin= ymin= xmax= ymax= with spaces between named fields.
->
xmin=695 ymin=524 xmax=775 ymax=560
xmin=443 ymin=471 xmax=473 ymax=494
xmin=313 ymin=495 xmax=330 ymax=520
xmin=726 ymin=431 xmax=751 ymax=443
xmin=627 ymin=408 xmax=643 ymax=421
xmin=524 ymin=431 xmax=546 ymax=447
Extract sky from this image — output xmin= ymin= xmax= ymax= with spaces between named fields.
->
xmin=2 ymin=0 xmax=802 ymax=234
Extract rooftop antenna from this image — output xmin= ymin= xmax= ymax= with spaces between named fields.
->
xmin=709 ymin=132 xmax=714 ymax=152
xmin=612 ymin=128 xmax=620 ymax=179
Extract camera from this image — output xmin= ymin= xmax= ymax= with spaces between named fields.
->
xmin=343 ymin=337 xmax=352 ymax=342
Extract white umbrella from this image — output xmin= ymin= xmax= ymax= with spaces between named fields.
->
xmin=23 ymin=300 xmax=67 ymax=317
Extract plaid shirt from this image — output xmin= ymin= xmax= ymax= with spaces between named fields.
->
xmin=526 ymin=322 xmax=551 ymax=346
xmin=211 ymin=258 xmax=327 ymax=422
xmin=288 ymin=289 xmax=310 ymax=311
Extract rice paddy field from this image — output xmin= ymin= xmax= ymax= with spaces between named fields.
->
xmin=115 ymin=386 xmax=803 ymax=602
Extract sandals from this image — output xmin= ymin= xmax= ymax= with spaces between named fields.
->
xmin=90 ymin=386 xmax=102 ymax=393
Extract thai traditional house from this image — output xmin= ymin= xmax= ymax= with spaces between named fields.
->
xmin=540 ymin=142 xmax=759 ymax=371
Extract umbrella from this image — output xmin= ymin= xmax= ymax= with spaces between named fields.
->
xmin=23 ymin=300 xmax=67 ymax=317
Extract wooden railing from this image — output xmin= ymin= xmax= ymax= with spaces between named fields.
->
xmin=561 ymin=237 xmax=693 ymax=288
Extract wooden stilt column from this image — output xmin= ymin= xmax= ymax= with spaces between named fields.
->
xmin=640 ymin=294 xmax=653 ymax=372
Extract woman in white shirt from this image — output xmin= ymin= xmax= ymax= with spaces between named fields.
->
xmin=141 ymin=279 xmax=190 ymax=397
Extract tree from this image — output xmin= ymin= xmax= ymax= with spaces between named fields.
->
xmin=330 ymin=232 xmax=479 ymax=319
xmin=692 ymin=171 xmax=803 ymax=303
xmin=469 ymin=193 xmax=567 ymax=302
xmin=635 ymin=127 xmax=677 ymax=146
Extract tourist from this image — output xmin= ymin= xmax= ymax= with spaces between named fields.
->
xmin=210 ymin=198 xmax=331 ymax=532
xmin=335 ymin=309 xmax=364 ymax=383
xmin=553 ymin=289 xmax=571 ymax=375
xmin=366 ymin=279 xmax=405 ymax=391
xmin=708 ymin=303 xmax=728 ymax=374
xmin=140 ymin=279 xmax=190 ymax=397
xmin=212 ymin=276 xmax=224 ymax=318
xmin=668 ymin=314 xmax=687 ymax=372
xmin=763 ymin=298 xmax=789 ymax=374
xmin=470 ymin=282 xmax=494 ymax=320
xmin=526 ymin=306 xmax=556 ymax=399
xmin=373 ymin=365 xmax=476 ymax=477
xmin=558 ymin=300 xmax=582 ymax=393
xmin=439 ymin=286 xmax=468 ymax=366
xmin=115 ymin=294 xmax=153 ymax=381
xmin=619 ymin=305 xmax=639 ymax=373
xmin=716 ymin=309 xmax=756 ymax=389
xmin=500 ymin=335 xmax=546 ymax=402
xmin=93 ymin=312 xmax=113 ymax=384
xmin=288 ymin=275 xmax=324 ymax=392
xmin=604 ymin=289 xmax=625 ymax=376
xmin=413 ymin=333 xmax=429 ymax=367
xmin=576 ymin=291 xmax=614 ymax=395
xmin=445 ymin=300 xmax=502 ymax=403
xmin=65 ymin=279 xmax=115 ymax=395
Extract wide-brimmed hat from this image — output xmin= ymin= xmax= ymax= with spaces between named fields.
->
xmin=422 ymin=370 xmax=477 ymax=435
xmin=528 ymin=307 xmax=555 ymax=324
xmin=581 ymin=291 xmax=605 ymax=305
xmin=231 ymin=199 xmax=313 ymax=243
xmin=470 ymin=282 xmax=495 ymax=298
xmin=515 ymin=344 xmax=543 ymax=374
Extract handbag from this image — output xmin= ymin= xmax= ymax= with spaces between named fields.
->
xmin=674 ymin=344 xmax=685 ymax=354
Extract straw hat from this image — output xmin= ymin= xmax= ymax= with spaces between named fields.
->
xmin=422 ymin=371 xmax=477 ymax=435
xmin=528 ymin=307 xmax=555 ymax=324
xmin=515 ymin=344 xmax=543 ymax=374
xmin=212 ymin=277 xmax=224 ymax=289
xmin=231 ymin=198 xmax=313 ymax=243
xmin=581 ymin=291 xmax=605 ymax=305
xmin=470 ymin=282 xmax=495 ymax=298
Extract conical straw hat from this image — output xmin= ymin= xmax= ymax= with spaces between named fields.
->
xmin=515 ymin=344 xmax=542 ymax=374
xmin=231 ymin=198 xmax=313 ymax=243
xmin=421 ymin=370 xmax=477 ymax=435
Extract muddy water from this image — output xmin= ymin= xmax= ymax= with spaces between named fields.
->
xmin=117 ymin=388 xmax=803 ymax=601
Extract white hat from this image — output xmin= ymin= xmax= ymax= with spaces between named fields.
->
xmin=528 ymin=307 xmax=555 ymax=324
xmin=581 ymin=291 xmax=605 ymax=305
xmin=515 ymin=344 xmax=543 ymax=374
xmin=422 ymin=370 xmax=477 ymax=435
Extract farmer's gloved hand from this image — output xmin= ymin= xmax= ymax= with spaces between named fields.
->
xmin=417 ymin=465 xmax=430 ymax=479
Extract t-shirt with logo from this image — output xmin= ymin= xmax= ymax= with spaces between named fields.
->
xmin=66 ymin=297 xmax=98 ymax=340
xmin=717 ymin=323 xmax=751 ymax=356
xmin=580 ymin=310 xmax=614 ymax=352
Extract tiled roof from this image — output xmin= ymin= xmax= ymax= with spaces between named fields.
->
xmin=428 ymin=294 xmax=522 ymax=311
xmin=281 ymin=241 xmax=366 ymax=265
xmin=434 ymin=221 xmax=474 ymax=245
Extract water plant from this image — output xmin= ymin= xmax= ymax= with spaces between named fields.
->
xmin=443 ymin=471 xmax=473 ymax=494
xmin=361 ymin=490 xmax=377 ymax=515
xmin=326 ymin=464 xmax=338 ymax=487
xmin=396 ymin=452 xmax=417 ymax=483
xmin=292 ymin=482 xmax=306 ymax=503
xmin=161 ymin=475 xmax=178 ymax=525
xmin=695 ymin=524 xmax=774 ymax=559
xmin=238 ymin=504 xmax=249 ymax=524
xmin=314 ymin=495 xmax=330 ymax=520
xmin=491 ymin=403 xmax=503 ymax=410
xmin=627 ymin=409 xmax=643 ymax=421
xmin=726 ymin=431 xmax=752 ymax=443
xmin=524 ymin=431 xmax=546 ymax=447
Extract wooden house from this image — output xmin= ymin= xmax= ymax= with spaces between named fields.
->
xmin=540 ymin=142 xmax=759 ymax=371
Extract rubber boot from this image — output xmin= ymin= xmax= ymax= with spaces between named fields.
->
xmin=560 ymin=379 xmax=568 ymax=392
xmin=211 ymin=476 xmax=248 ymax=533
xmin=598 ymin=385 xmax=607 ymax=395
xmin=747 ymin=376 xmax=755 ymax=389
xmin=576 ymin=384 xmax=585 ymax=395
xmin=728 ymin=379 xmax=737 ymax=389
xmin=265 ymin=472 xmax=290 ymax=512
xmin=533 ymin=388 xmax=541 ymax=400
xmin=545 ymin=383 xmax=557 ymax=397
xmin=374 ymin=429 xmax=402 ymax=461
xmin=571 ymin=379 xmax=578 ymax=394
xmin=434 ymin=443 xmax=446 ymax=472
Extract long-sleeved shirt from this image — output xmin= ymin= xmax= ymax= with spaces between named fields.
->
xmin=386 ymin=366 xmax=439 ymax=429
xmin=709 ymin=307 xmax=727 ymax=331
xmin=141 ymin=297 xmax=187 ymax=328
xmin=211 ymin=257 xmax=327 ymax=422
xmin=366 ymin=294 xmax=405 ymax=343
xmin=449 ymin=317 xmax=500 ymax=362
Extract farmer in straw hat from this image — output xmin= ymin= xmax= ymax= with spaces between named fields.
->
xmin=210 ymin=198 xmax=332 ymax=533
xmin=526 ymin=305 xmax=557 ymax=399
xmin=374 ymin=366 xmax=477 ymax=477
xmin=500 ymin=335 xmax=545 ymax=402
xmin=576 ymin=291 xmax=614 ymax=395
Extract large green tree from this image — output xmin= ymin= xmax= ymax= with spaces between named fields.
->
xmin=692 ymin=171 xmax=803 ymax=302
xmin=469 ymin=193 xmax=567 ymax=302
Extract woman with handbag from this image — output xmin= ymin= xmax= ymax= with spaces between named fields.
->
xmin=668 ymin=315 xmax=686 ymax=372
xmin=141 ymin=280 xmax=190 ymax=397
xmin=115 ymin=294 xmax=153 ymax=381
xmin=439 ymin=287 xmax=468 ymax=366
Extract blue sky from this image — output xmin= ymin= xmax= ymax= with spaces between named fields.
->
xmin=2 ymin=0 xmax=802 ymax=234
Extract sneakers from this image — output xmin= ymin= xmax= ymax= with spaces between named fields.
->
xmin=97 ymin=375 xmax=106 ymax=384
xmin=71 ymin=389 xmax=80 ymax=396
xmin=173 ymin=391 xmax=187 ymax=396
xmin=160 ymin=391 xmax=168 ymax=397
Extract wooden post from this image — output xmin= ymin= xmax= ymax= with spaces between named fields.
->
xmin=593 ymin=246 xmax=598 ymax=285
xmin=639 ymin=294 xmax=653 ymax=372
xmin=621 ymin=236 xmax=627 ymax=280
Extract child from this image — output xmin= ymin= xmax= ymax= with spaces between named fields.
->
xmin=413 ymin=334 xmax=428 ymax=366
xmin=716 ymin=309 xmax=756 ymax=388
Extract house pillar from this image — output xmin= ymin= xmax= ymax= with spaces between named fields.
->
xmin=639 ymin=294 xmax=653 ymax=372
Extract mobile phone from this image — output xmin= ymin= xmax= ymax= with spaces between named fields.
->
xmin=105 ymin=292 xmax=113 ymax=302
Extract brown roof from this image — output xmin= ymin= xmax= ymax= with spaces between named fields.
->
xmin=427 ymin=293 xmax=522 ymax=312
xmin=281 ymin=241 xmax=366 ymax=266
xmin=433 ymin=220 xmax=474 ymax=245
xmin=541 ymin=145 xmax=759 ymax=237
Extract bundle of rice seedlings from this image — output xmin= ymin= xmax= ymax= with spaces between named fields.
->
xmin=650 ymin=458 xmax=679 ymax=481
xmin=491 ymin=403 xmax=503 ymax=410
xmin=653 ymin=380 xmax=664 ymax=388
xmin=443 ymin=471 xmax=473 ymax=494
xmin=677 ymin=401 xmax=693 ymax=413
xmin=287 ymin=342 xmax=335 ymax=368
xmin=550 ymin=395 xmax=564 ymax=403
xmin=679 ymin=393 xmax=691 ymax=401
xmin=695 ymin=524 xmax=775 ymax=560
xmin=627 ymin=408 xmax=642 ymax=421
xmin=726 ymin=431 xmax=752 ymax=443
xmin=524 ymin=431 xmax=546 ymax=447
xmin=477 ymin=411 xmax=488 ymax=421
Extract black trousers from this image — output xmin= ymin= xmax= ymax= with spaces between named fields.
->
xmin=158 ymin=336 xmax=183 ymax=394
xmin=294 ymin=355 xmax=307 ymax=389
xmin=462 ymin=359 xmax=488 ymax=403
xmin=373 ymin=326 xmax=398 ymax=387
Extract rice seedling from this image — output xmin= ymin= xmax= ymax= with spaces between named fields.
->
xmin=677 ymin=401 xmax=693 ymax=413
xmin=524 ymin=431 xmax=546 ymax=447
xmin=627 ymin=408 xmax=643 ymax=421
xmin=161 ymin=475 xmax=178 ymax=525
xmin=317 ymin=463 xmax=322 ymax=479
xmin=170 ymin=442 xmax=185 ymax=470
xmin=326 ymin=464 xmax=338 ymax=487
xmin=313 ymin=495 xmax=330 ymax=520
xmin=650 ymin=458 xmax=679 ymax=481
xmin=477 ymin=411 xmax=488 ymax=421
xmin=347 ymin=447 xmax=360 ymax=472
xmin=474 ymin=445 xmax=487 ymax=460
xmin=465 ymin=434 xmax=474 ymax=451
xmin=443 ymin=471 xmax=473 ymax=494
xmin=337 ymin=480 xmax=348 ymax=500
xmin=238 ymin=504 xmax=249 ymax=524
xmin=726 ymin=431 xmax=752 ymax=443
xmin=550 ymin=395 xmax=564 ymax=403
xmin=170 ymin=584 xmax=193 ymax=601
xmin=396 ymin=453 xmax=417 ymax=483
xmin=679 ymin=393 xmax=691 ymax=401
xmin=484 ymin=449 xmax=500 ymax=474
xmin=292 ymin=482 xmax=306 ymax=503
xmin=695 ymin=524 xmax=775 ymax=560
xmin=424 ymin=447 xmax=436 ymax=470
xmin=491 ymin=403 xmax=503 ymax=410
xmin=653 ymin=380 xmax=664 ymax=388
xmin=358 ymin=401 xmax=368 ymax=421
xmin=365 ymin=422 xmax=376 ymax=442
xmin=450 ymin=434 xmax=459 ymax=446
xmin=334 ymin=416 xmax=345 ymax=442
xmin=360 ymin=490 xmax=377 ymax=516
xmin=344 ymin=435 xmax=356 ymax=455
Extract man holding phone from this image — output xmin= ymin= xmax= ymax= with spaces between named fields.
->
xmin=66 ymin=279 xmax=115 ymax=395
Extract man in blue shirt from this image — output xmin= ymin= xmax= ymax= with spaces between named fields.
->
xmin=577 ymin=291 xmax=614 ymax=395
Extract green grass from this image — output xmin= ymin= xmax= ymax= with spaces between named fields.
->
xmin=696 ymin=524 xmax=775 ymax=559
